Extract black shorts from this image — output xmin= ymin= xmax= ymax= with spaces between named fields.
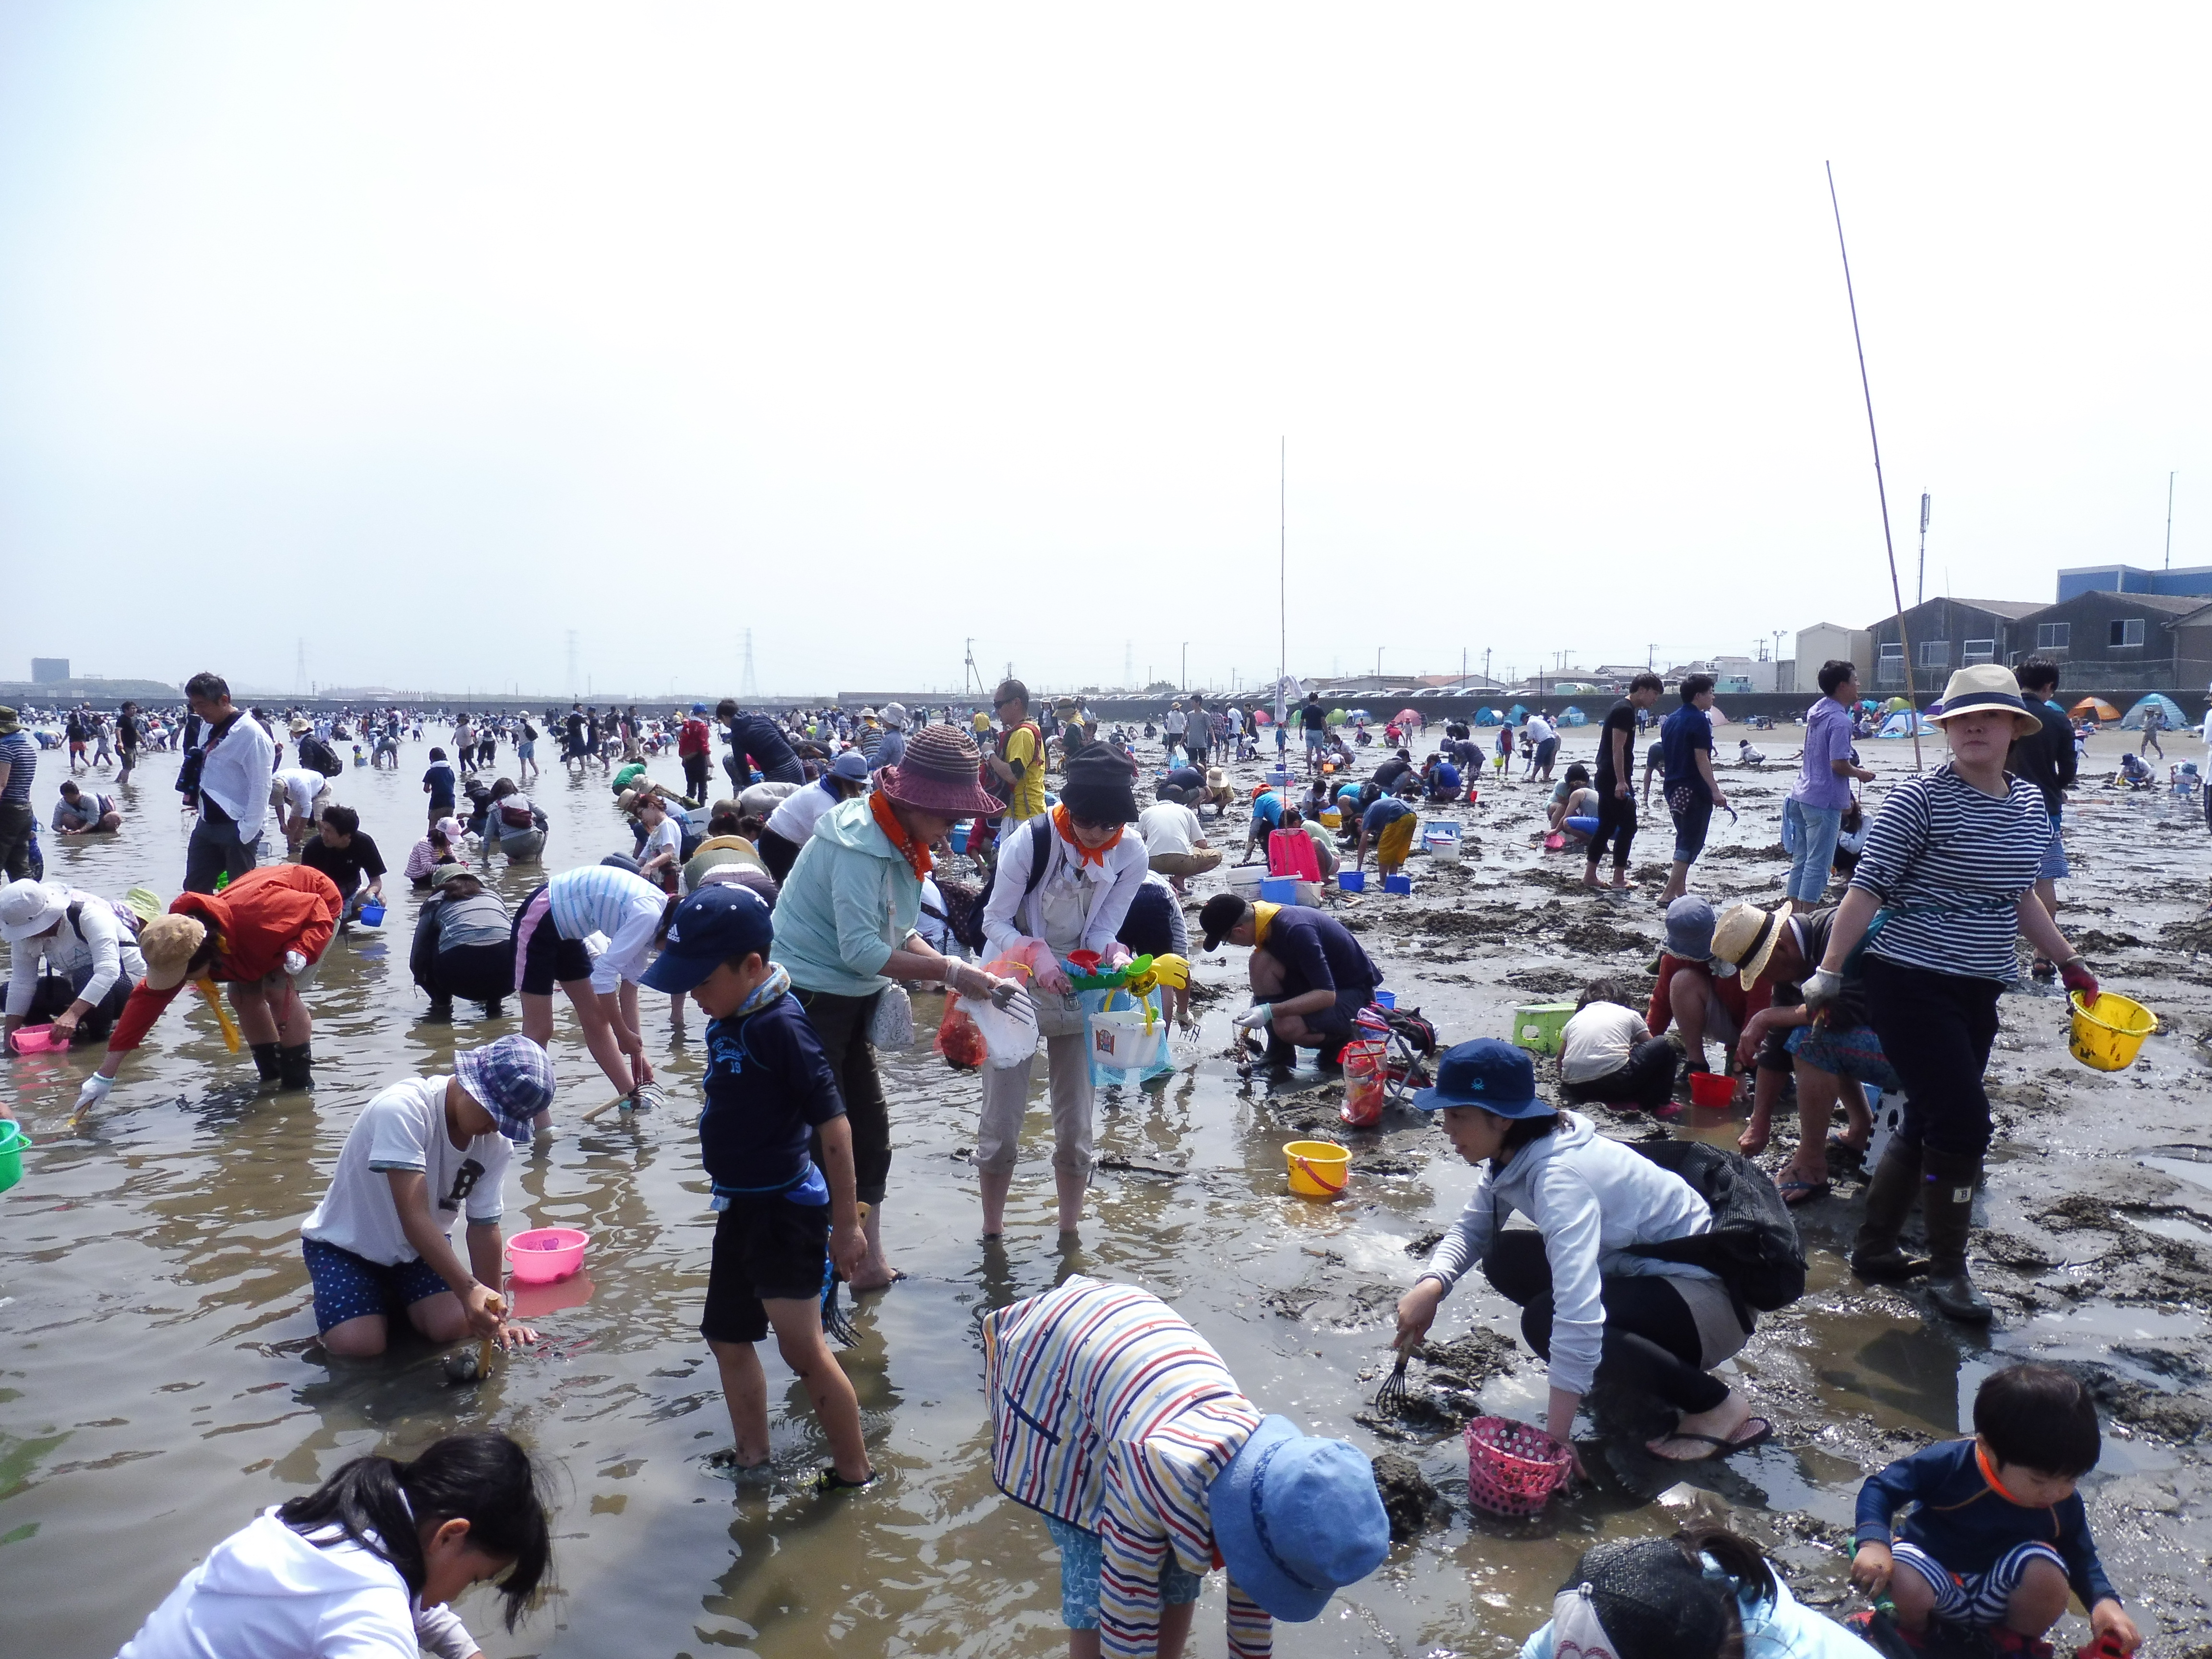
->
xmin=700 ymin=1196 xmax=830 ymax=1345
xmin=514 ymin=883 xmax=592 ymax=996
xmin=1268 ymin=984 xmax=1370 ymax=1045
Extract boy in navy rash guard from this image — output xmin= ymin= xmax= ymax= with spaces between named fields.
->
xmin=643 ymin=884 xmax=874 ymax=1491
xmin=1851 ymin=1364 xmax=2138 ymax=1655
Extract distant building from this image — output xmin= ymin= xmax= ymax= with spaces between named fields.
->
xmin=2055 ymin=564 xmax=2212 ymax=602
xmin=1794 ymin=624 xmax=1875 ymax=693
xmin=2011 ymin=591 xmax=2202 ymax=693
xmin=30 ymin=658 xmax=69 ymax=684
xmin=1867 ymin=598 xmax=2044 ymax=692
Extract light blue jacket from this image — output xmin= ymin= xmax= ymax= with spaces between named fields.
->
xmin=1522 ymin=1559 xmax=1867 ymax=1659
xmin=770 ymin=795 xmax=920 ymax=998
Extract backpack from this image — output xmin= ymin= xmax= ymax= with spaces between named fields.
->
xmin=1626 ymin=1139 xmax=1807 ymax=1313
xmin=982 ymin=721 xmax=1041 ymax=806
xmin=952 ymin=815 xmax=1052 ymax=953
xmin=298 ymin=734 xmax=343 ymax=778
xmin=499 ymin=800 xmax=535 ymax=829
xmin=522 ymin=721 xmax=538 ymax=741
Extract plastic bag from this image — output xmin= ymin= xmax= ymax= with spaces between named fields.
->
xmin=868 ymin=983 xmax=915 ymax=1049
xmin=1340 ymin=1038 xmax=1389 ymax=1128
xmin=1081 ymin=984 xmax=1176 ymax=1088
xmin=936 ymin=1000 xmax=990 ymax=1070
xmin=963 ymin=985 xmax=1041 ymax=1068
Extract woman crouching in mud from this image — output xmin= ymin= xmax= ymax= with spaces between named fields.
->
xmin=1395 ymin=1039 xmax=1769 ymax=1463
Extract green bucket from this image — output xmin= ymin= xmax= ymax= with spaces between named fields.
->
xmin=1511 ymin=1002 xmax=1576 ymax=1056
xmin=0 ymin=1120 xmax=27 ymax=1194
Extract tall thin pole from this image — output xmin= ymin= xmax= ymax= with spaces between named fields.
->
xmin=1916 ymin=492 xmax=1931 ymax=609
xmin=2165 ymin=471 xmax=2176 ymax=570
xmin=1827 ymin=161 xmax=1923 ymax=770
xmin=1278 ymin=438 xmax=1287 ymax=728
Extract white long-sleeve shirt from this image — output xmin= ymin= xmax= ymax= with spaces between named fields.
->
xmin=5 ymin=889 xmax=147 ymax=1018
xmin=981 ymin=816 xmax=1148 ymax=960
xmin=197 ymin=710 xmax=275 ymax=844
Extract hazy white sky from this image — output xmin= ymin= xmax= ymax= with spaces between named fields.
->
xmin=3 ymin=5 xmax=2207 ymax=700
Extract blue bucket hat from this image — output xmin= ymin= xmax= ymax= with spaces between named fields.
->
xmin=1209 ymin=1415 xmax=1389 ymax=1621
xmin=453 ymin=1035 xmax=556 ymax=1141
xmin=1661 ymin=894 xmax=1715 ymax=962
xmin=1411 ymin=1038 xmax=1547 ymax=1118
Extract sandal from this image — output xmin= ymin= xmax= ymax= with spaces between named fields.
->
xmin=1645 ymin=1417 xmax=1773 ymax=1462
xmin=807 ymin=1466 xmax=879 ymax=1494
xmin=1776 ymin=1176 xmax=1830 ymax=1206
xmin=1825 ymin=1135 xmax=1868 ymax=1166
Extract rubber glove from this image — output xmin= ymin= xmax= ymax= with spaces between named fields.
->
xmin=1801 ymin=968 xmax=1843 ymax=1014
xmin=282 ymin=950 xmax=309 ymax=977
xmin=2059 ymin=957 xmax=2099 ymax=1008
xmin=1233 ymin=1003 xmax=1275 ymax=1031
xmin=75 ymin=1073 xmax=114 ymax=1111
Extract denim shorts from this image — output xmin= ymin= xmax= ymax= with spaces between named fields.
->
xmin=1046 ymin=1515 xmax=1202 ymax=1629
xmin=2037 ymin=812 xmax=2068 ymax=880
xmin=1784 ymin=1021 xmax=1900 ymax=1091
xmin=302 ymin=1237 xmax=449 ymax=1333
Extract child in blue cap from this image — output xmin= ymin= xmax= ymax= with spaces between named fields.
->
xmin=1395 ymin=1038 xmax=1770 ymax=1465
xmin=644 ymin=884 xmax=874 ymax=1491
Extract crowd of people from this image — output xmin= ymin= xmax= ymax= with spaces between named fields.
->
xmin=0 ymin=659 xmax=2190 ymax=1659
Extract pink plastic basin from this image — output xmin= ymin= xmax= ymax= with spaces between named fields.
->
xmin=7 ymin=1024 xmax=68 ymax=1055
xmin=505 ymin=1226 xmax=590 ymax=1284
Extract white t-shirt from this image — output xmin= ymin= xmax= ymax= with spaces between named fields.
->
xmin=1137 ymin=801 xmax=1202 ymax=858
xmin=270 ymin=769 xmax=329 ymax=818
xmin=765 ymin=777 xmax=842 ymax=846
xmin=641 ymin=815 xmax=683 ymax=866
xmin=1560 ymin=1002 xmax=1648 ymax=1084
xmin=301 ymin=1076 xmax=510 ymax=1265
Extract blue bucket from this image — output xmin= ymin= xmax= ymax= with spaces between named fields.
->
xmin=1259 ymin=877 xmax=1299 ymax=904
xmin=1337 ymin=870 xmax=1366 ymax=892
xmin=1383 ymin=874 xmax=1412 ymax=895
xmin=357 ymin=901 xmax=386 ymax=927
xmin=1373 ymin=990 xmax=1396 ymax=1010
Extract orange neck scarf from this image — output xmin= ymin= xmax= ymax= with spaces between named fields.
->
xmin=1052 ymin=804 xmax=1123 ymax=868
xmin=870 ymin=791 xmax=933 ymax=883
xmin=1975 ymin=1441 xmax=2035 ymax=1508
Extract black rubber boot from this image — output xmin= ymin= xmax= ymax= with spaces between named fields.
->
xmin=1850 ymin=1142 xmax=1932 ymax=1283
xmin=482 ymin=997 xmax=504 ymax=1020
xmin=277 ymin=1043 xmax=314 ymax=1091
xmin=1920 ymin=1149 xmax=1993 ymax=1324
xmin=251 ymin=1041 xmax=283 ymax=1084
xmin=424 ymin=996 xmax=454 ymax=1024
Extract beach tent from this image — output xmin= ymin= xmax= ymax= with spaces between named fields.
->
xmin=1883 ymin=697 xmax=1913 ymax=712
xmin=2069 ymin=697 xmax=2121 ymax=722
xmin=1350 ymin=710 xmax=1372 ymax=724
xmin=1394 ymin=708 xmax=1423 ymax=727
xmin=1474 ymin=708 xmax=1501 ymax=726
xmin=1252 ymin=708 xmax=1273 ymax=725
xmin=1558 ymin=706 xmax=1588 ymax=727
xmin=1507 ymin=703 xmax=1528 ymax=722
xmin=1707 ymin=703 xmax=1731 ymax=726
xmin=2121 ymin=693 xmax=2186 ymax=730
xmin=1877 ymin=710 xmax=1928 ymax=737
xmin=1325 ymin=707 xmax=1348 ymax=726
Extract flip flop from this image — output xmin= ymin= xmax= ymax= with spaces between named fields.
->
xmin=1825 ymin=1135 xmax=1869 ymax=1165
xmin=1645 ymin=1417 xmax=1773 ymax=1462
xmin=1777 ymin=1177 xmax=1829 ymax=1206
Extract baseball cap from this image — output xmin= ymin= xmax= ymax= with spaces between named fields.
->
xmin=453 ymin=1035 xmax=557 ymax=1140
xmin=1411 ymin=1038 xmax=1547 ymax=1117
xmin=1199 ymin=893 xmax=1251 ymax=952
xmin=1544 ymin=1539 xmax=1736 ymax=1659
xmin=642 ymin=884 xmax=775 ymax=994
xmin=691 ymin=703 xmax=709 ymax=715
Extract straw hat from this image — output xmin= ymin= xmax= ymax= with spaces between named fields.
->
xmin=1709 ymin=901 xmax=1785 ymax=985
xmin=1927 ymin=664 xmax=2043 ymax=738
xmin=141 ymin=914 xmax=209 ymax=991
xmin=289 ymin=717 xmax=313 ymax=735
xmin=876 ymin=724 xmax=1002 ymax=817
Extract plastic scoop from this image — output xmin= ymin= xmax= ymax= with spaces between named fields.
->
xmin=195 ymin=978 xmax=242 ymax=1053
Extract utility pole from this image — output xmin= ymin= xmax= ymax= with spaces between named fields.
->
xmin=740 ymin=628 xmax=758 ymax=699
xmin=566 ymin=631 xmax=580 ymax=696
xmin=1181 ymin=642 xmax=1189 ymax=693
xmin=1916 ymin=492 xmax=1931 ymax=608
xmin=1647 ymin=643 xmax=1658 ymax=670
xmin=2166 ymin=472 xmax=2177 ymax=570
xmin=1376 ymin=647 xmax=1383 ymax=684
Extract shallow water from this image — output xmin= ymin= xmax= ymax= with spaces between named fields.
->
xmin=3 ymin=726 xmax=2208 ymax=1656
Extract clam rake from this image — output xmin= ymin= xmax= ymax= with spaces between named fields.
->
xmin=1372 ymin=1335 xmax=1416 ymax=1413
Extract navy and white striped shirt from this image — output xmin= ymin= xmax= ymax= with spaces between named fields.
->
xmin=1849 ymin=765 xmax=2049 ymax=982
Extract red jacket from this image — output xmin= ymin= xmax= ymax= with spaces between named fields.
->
xmin=108 ymin=865 xmax=343 ymax=1054
xmin=677 ymin=718 xmax=710 ymax=757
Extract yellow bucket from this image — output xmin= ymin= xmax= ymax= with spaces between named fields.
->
xmin=2068 ymin=991 xmax=2157 ymax=1071
xmin=1285 ymin=1139 xmax=1350 ymax=1199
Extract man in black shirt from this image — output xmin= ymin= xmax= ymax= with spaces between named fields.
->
xmin=2008 ymin=659 xmax=2078 ymax=980
xmin=1587 ymin=673 xmax=1662 ymax=891
xmin=299 ymin=805 xmax=387 ymax=928
xmin=1370 ymin=748 xmax=1414 ymax=793
xmin=1199 ymin=892 xmax=1382 ymax=1063
xmin=716 ymin=699 xmax=804 ymax=789
xmin=115 ymin=702 xmax=141 ymax=787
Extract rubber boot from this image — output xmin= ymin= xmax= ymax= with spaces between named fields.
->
xmin=424 ymin=996 xmax=454 ymax=1024
xmin=250 ymin=1041 xmax=283 ymax=1084
xmin=277 ymin=1043 xmax=314 ymax=1092
xmin=1919 ymin=1148 xmax=1992 ymax=1324
xmin=1850 ymin=1142 xmax=1932 ymax=1283
xmin=482 ymin=997 xmax=504 ymax=1020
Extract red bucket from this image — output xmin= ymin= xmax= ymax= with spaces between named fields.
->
xmin=1688 ymin=1070 xmax=1738 ymax=1109
xmin=1464 ymin=1416 xmax=1573 ymax=1516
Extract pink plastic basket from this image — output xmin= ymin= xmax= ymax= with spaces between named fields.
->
xmin=1464 ymin=1416 xmax=1572 ymax=1516
xmin=504 ymin=1227 xmax=590 ymax=1285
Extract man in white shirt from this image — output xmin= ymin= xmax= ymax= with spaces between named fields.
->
xmin=269 ymin=768 xmax=334 ymax=855
xmin=1522 ymin=711 xmax=1559 ymax=781
xmin=183 ymin=671 xmax=275 ymax=894
xmin=1137 ymin=785 xmax=1220 ymax=891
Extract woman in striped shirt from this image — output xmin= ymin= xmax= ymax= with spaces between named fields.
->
xmin=512 ymin=863 xmax=674 ymax=1123
xmin=984 ymin=1277 xmax=1388 ymax=1659
xmin=1803 ymin=666 xmax=2100 ymax=1325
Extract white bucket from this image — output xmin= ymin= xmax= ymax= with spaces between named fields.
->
xmin=1226 ymin=864 xmax=1267 ymax=898
xmin=1423 ymin=822 xmax=1462 ymax=864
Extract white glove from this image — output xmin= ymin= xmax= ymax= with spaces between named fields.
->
xmin=1233 ymin=1003 xmax=1275 ymax=1031
xmin=282 ymin=951 xmax=308 ymax=977
xmin=75 ymin=1073 xmax=114 ymax=1111
xmin=1802 ymin=968 xmax=1843 ymax=1013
